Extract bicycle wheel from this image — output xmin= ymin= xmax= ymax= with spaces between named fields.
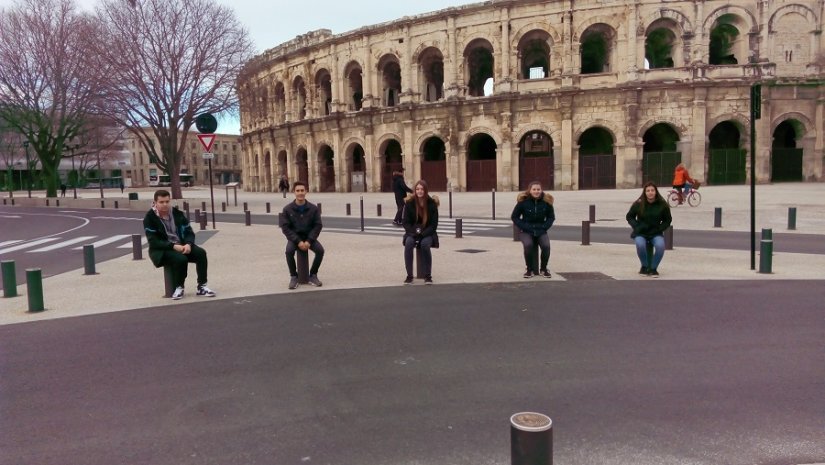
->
xmin=667 ymin=191 xmax=681 ymax=207
xmin=688 ymin=190 xmax=702 ymax=207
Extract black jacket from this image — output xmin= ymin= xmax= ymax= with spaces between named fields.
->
xmin=403 ymin=194 xmax=439 ymax=247
xmin=511 ymin=192 xmax=555 ymax=237
xmin=143 ymin=207 xmax=195 ymax=268
xmin=626 ymin=198 xmax=672 ymax=239
xmin=393 ymin=174 xmax=412 ymax=203
xmin=280 ymin=200 xmax=323 ymax=244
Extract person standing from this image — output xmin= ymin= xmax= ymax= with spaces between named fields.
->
xmin=280 ymin=181 xmax=324 ymax=289
xmin=60 ymin=183 xmax=67 ymax=197
xmin=119 ymin=180 xmax=125 ymax=194
xmin=671 ymin=163 xmax=696 ymax=204
xmin=510 ymin=181 xmax=555 ymax=278
xmin=626 ymin=181 xmax=672 ymax=277
xmin=392 ymin=168 xmax=412 ymax=226
xmin=143 ymin=189 xmax=216 ymax=300
xmin=278 ymin=175 xmax=290 ymax=196
xmin=402 ymin=180 xmax=439 ymax=284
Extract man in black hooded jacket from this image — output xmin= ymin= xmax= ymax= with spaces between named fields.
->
xmin=392 ymin=168 xmax=412 ymax=225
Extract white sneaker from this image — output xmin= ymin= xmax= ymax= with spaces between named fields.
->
xmin=196 ymin=284 xmax=216 ymax=297
xmin=171 ymin=286 xmax=184 ymax=300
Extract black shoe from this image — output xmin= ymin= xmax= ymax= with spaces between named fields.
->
xmin=424 ymin=275 xmax=433 ymax=285
xmin=308 ymin=274 xmax=323 ymax=287
xmin=639 ymin=266 xmax=648 ymax=275
xmin=288 ymin=276 xmax=299 ymax=289
xmin=523 ymin=270 xmax=534 ymax=279
xmin=648 ymin=269 xmax=659 ymax=277
xmin=403 ymin=276 xmax=413 ymax=285
xmin=539 ymin=269 xmax=552 ymax=278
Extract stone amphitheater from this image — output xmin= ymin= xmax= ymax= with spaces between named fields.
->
xmin=238 ymin=0 xmax=825 ymax=193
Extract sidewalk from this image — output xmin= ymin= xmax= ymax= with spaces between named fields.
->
xmin=1 ymin=183 xmax=823 ymax=325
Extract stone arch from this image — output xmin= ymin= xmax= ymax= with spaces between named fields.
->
xmin=515 ymin=28 xmax=554 ymax=79
xmin=378 ymin=136 xmax=404 ymax=192
xmin=316 ymin=144 xmax=336 ymax=192
xmin=514 ymin=124 xmax=560 ymax=145
xmin=343 ymin=60 xmax=364 ymax=111
xmin=706 ymin=114 xmax=749 ymax=136
xmin=578 ymin=23 xmax=619 ymax=74
xmin=637 ymin=119 xmax=688 ymax=140
xmin=574 ymin=16 xmax=623 ymax=41
xmin=577 ymin=125 xmax=617 ymax=189
xmin=292 ymin=75 xmax=307 ymax=120
xmin=573 ymin=120 xmax=620 ymax=143
xmin=414 ymin=131 xmax=447 ymax=153
xmin=314 ymin=68 xmax=333 ymax=116
xmin=511 ymin=22 xmax=562 ymax=49
xmin=518 ymin=130 xmax=555 ymax=190
xmin=419 ymin=135 xmax=448 ymax=191
xmin=703 ymin=5 xmax=758 ymax=33
xmin=639 ymin=8 xmax=693 ymax=36
xmin=377 ymin=53 xmax=402 ymax=107
xmin=463 ymin=37 xmax=495 ymax=97
xmin=771 ymin=112 xmax=812 ymax=135
xmin=463 ymin=126 xmax=503 ymax=147
xmin=376 ymin=132 xmax=404 ymax=154
xmin=644 ymin=17 xmax=685 ymax=69
xmin=769 ymin=4 xmax=818 ymax=32
xmin=465 ymin=132 xmax=499 ymax=191
xmin=342 ymin=138 xmax=367 ymax=192
xmin=417 ymin=46 xmax=445 ymax=102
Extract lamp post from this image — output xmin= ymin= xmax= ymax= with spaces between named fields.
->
xmin=22 ymin=141 xmax=31 ymax=198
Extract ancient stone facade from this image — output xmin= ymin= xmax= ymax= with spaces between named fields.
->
xmin=238 ymin=0 xmax=825 ymax=192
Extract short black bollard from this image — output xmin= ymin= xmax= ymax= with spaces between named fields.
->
xmin=415 ymin=248 xmax=424 ymax=279
xmin=2 ymin=260 xmax=18 ymax=297
xmin=510 ymin=412 xmax=553 ymax=465
xmin=513 ymin=223 xmax=520 ymax=242
xmin=759 ymin=228 xmax=773 ymax=274
xmin=360 ymin=196 xmax=365 ymax=232
xmin=194 ymin=208 xmax=201 ymax=223
xmin=664 ymin=225 xmax=673 ymax=250
xmin=449 ymin=190 xmax=453 ymax=219
xmin=456 ymin=218 xmax=463 ymax=238
xmin=199 ymin=212 xmax=207 ymax=230
xmin=245 ymin=210 xmax=251 ymax=226
xmin=221 ymin=202 xmax=226 ymax=212
xmin=132 ymin=234 xmax=143 ymax=260
xmin=183 ymin=201 xmax=189 ymax=211
xmin=492 ymin=189 xmax=496 ymax=220
xmin=185 ymin=205 xmax=190 ymax=221
xmin=46 ymin=199 xmax=50 ymax=206
xmin=282 ymin=190 xmax=286 ymax=199
xmin=297 ymin=250 xmax=310 ymax=284
xmin=114 ymin=200 xmax=119 ymax=209
xmin=163 ymin=264 xmax=174 ymax=297
xmin=83 ymin=245 xmax=97 ymax=275
xmin=56 ymin=199 xmax=59 ymax=207
xmin=100 ymin=200 xmax=105 ymax=208
xmin=201 ymin=201 xmax=206 ymax=212
xmin=318 ymin=202 xmax=322 ymax=215
xmin=26 ymin=268 xmax=45 ymax=312
xmin=346 ymin=203 xmax=351 ymax=216
xmin=589 ymin=204 xmax=596 ymax=224
xmin=714 ymin=207 xmax=722 ymax=228
xmin=581 ymin=221 xmax=591 ymax=245
xmin=266 ymin=202 xmax=271 ymax=213
xmin=377 ymin=204 xmax=382 ymax=217
xmin=788 ymin=207 xmax=797 ymax=230
xmin=243 ymin=202 xmax=248 ymax=211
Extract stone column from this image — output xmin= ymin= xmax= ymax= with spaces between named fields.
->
xmin=691 ymin=87 xmax=708 ymax=180
xmin=755 ymin=88 xmax=772 ymax=183
xmin=401 ymin=25 xmax=415 ymax=104
xmin=560 ymin=96 xmax=574 ymax=190
xmin=365 ymin=132 xmax=378 ymax=192
xmin=445 ymin=16 xmax=461 ymax=99
xmin=813 ymin=87 xmax=825 ymax=180
xmin=497 ymin=8 xmax=513 ymax=93
xmin=363 ymin=38 xmax=375 ymax=109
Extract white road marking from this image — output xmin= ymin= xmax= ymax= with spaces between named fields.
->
xmin=0 ymin=240 xmax=23 ymax=248
xmin=30 ymin=236 xmax=97 ymax=252
xmin=118 ymin=237 xmax=147 ymax=248
xmin=0 ymin=215 xmax=21 ymax=219
xmin=91 ymin=217 xmax=142 ymax=221
xmin=0 ymin=238 xmax=60 ymax=255
xmin=72 ymin=235 xmax=133 ymax=250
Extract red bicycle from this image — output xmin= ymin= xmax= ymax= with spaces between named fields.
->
xmin=667 ymin=183 xmax=702 ymax=207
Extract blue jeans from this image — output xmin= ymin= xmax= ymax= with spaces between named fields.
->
xmin=634 ymin=235 xmax=665 ymax=270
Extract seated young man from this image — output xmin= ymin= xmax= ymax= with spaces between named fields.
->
xmin=143 ymin=189 xmax=216 ymax=300
xmin=279 ymin=181 xmax=324 ymax=289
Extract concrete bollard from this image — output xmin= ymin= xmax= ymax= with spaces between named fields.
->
xmin=714 ymin=207 xmax=722 ymax=228
xmin=449 ymin=190 xmax=453 ymax=219
xmin=2 ymin=260 xmax=18 ymax=297
xmin=581 ymin=221 xmax=591 ymax=245
xmin=510 ymin=412 xmax=553 ymax=465
xmin=589 ymin=204 xmax=596 ymax=224
xmin=377 ymin=204 xmax=382 ymax=217
xmin=346 ymin=203 xmax=351 ymax=216
xmin=456 ymin=218 xmax=463 ymax=239
xmin=194 ymin=209 xmax=201 ymax=224
xmin=360 ymin=197 xmax=365 ymax=232
xmin=788 ymin=207 xmax=797 ymax=230
xmin=132 ymin=234 xmax=143 ymax=260
xmin=163 ymin=265 xmax=174 ymax=298
xmin=221 ymin=201 xmax=226 ymax=212
xmin=318 ymin=203 xmax=322 ymax=215
xmin=199 ymin=212 xmax=207 ymax=230
xmin=245 ymin=210 xmax=251 ymax=226
xmin=201 ymin=201 xmax=206 ymax=212
xmin=26 ymin=268 xmax=45 ymax=312
xmin=46 ymin=199 xmax=50 ymax=206
xmin=114 ymin=200 xmax=119 ymax=209
xmin=266 ymin=202 xmax=271 ymax=213
xmin=297 ymin=250 xmax=309 ymax=284
xmin=664 ymin=225 xmax=673 ymax=250
xmin=100 ymin=200 xmax=105 ymax=208
xmin=243 ymin=202 xmax=248 ymax=211
xmin=492 ymin=189 xmax=496 ymax=220
xmin=83 ymin=245 xmax=97 ymax=275
xmin=759 ymin=228 xmax=773 ymax=274
xmin=56 ymin=199 xmax=60 ymax=207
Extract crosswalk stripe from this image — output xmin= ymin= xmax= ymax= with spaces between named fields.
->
xmin=118 ymin=237 xmax=147 ymax=248
xmin=30 ymin=236 xmax=97 ymax=252
xmin=0 ymin=238 xmax=60 ymax=255
xmin=0 ymin=240 xmax=23 ymax=248
xmin=371 ymin=225 xmax=492 ymax=232
xmin=72 ymin=234 xmax=133 ymax=250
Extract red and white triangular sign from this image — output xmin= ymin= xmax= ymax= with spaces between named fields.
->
xmin=197 ymin=133 xmax=216 ymax=152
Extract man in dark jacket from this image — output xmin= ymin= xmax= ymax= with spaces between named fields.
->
xmin=392 ymin=168 xmax=412 ymax=226
xmin=143 ymin=189 xmax=215 ymax=300
xmin=280 ymin=181 xmax=324 ymax=289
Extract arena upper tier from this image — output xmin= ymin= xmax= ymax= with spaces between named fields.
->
xmin=238 ymin=0 xmax=825 ymax=193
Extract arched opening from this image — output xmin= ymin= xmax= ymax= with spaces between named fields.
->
xmin=263 ymin=151 xmax=272 ymax=191
xmin=709 ymin=14 xmax=747 ymax=65
xmin=380 ymin=139 xmax=403 ymax=192
xmin=464 ymin=39 xmax=495 ymax=97
xmin=578 ymin=127 xmax=616 ymax=189
xmin=421 ymin=137 xmax=447 ymax=191
xmin=315 ymin=69 xmax=333 ymax=116
xmin=378 ymin=55 xmax=402 ymax=107
xmin=708 ymin=121 xmax=745 ymax=184
xmin=277 ymin=150 xmax=288 ymax=181
xmin=519 ymin=131 xmax=554 ymax=190
xmin=580 ymin=24 xmax=614 ymax=74
xmin=295 ymin=148 xmax=308 ymax=185
xmin=518 ymin=30 xmax=552 ymax=79
xmin=273 ymin=82 xmax=286 ymax=124
xmin=771 ymin=120 xmax=803 ymax=182
xmin=293 ymin=77 xmax=307 ymax=120
xmin=645 ymin=26 xmax=677 ymax=69
xmin=345 ymin=62 xmax=364 ymax=111
xmin=346 ymin=143 xmax=367 ymax=192
xmin=418 ymin=47 xmax=444 ymax=102
xmin=466 ymin=133 xmax=497 ymax=191
xmin=642 ymin=123 xmax=681 ymax=186
xmin=317 ymin=145 xmax=335 ymax=192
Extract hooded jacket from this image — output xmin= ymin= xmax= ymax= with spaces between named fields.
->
xmin=626 ymin=198 xmax=672 ymax=239
xmin=403 ymin=193 xmax=440 ymax=247
xmin=511 ymin=192 xmax=556 ymax=237
xmin=280 ymin=200 xmax=323 ymax=244
xmin=143 ymin=206 xmax=195 ymax=268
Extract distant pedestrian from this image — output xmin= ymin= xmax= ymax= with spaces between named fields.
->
xmin=278 ymin=175 xmax=290 ymax=197
xmin=511 ymin=181 xmax=555 ymax=278
xmin=60 ymin=183 xmax=67 ymax=197
xmin=392 ymin=168 xmax=412 ymax=226
xmin=280 ymin=181 xmax=324 ymax=289
xmin=119 ymin=181 xmax=125 ymax=194
xmin=626 ymin=181 xmax=672 ymax=277
xmin=143 ymin=189 xmax=216 ymax=300
xmin=402 ymin=180 xmax=439 ymax=285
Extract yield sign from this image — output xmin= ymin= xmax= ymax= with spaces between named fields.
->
xmin=197 ymin=133 xmax=216 ymax=153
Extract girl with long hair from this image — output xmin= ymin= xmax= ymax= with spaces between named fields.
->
xmin=626 ymin=181 xmax=672 ymax=277
xmin=402 ymin=180 xmax=439 ymax=284
xmin=510 ymin=180 xmax=555 ymax=278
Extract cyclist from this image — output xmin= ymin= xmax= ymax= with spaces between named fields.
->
xmin=671 ymin=163 xmax=697 ymax=204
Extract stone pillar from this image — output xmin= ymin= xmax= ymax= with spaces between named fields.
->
xmin=332 ymin=128 xmax=343 ymax=192
xmin=445 ymin=16 xmax=461 ymax=99
xmin=813 ymin=87 xmax=825 ymax=180
xmin=497 ymin=8 xmax=513 ymax=93
xmin=755 ymin=88 xmax=772 ymax=183
xmin=403 ymin=120 xmax=415 ymax=178
xmin=560 ymin=96 xmax=574 ymax=190
xmin=364 ymin=38 xmax=375 ymax=109
xmin=691 ymin=87 xmax=708 ymax=180
xmin=626 ymin=2 xmax=639 ymax=79
xmin=401 ymin=25 xmax=415 ymax=104
xmin=365 ymin=132 xmax=378 ymax=192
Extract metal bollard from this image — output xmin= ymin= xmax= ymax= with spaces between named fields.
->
xmin=83 ymin=245 xmax=97 ymax=275
xmin=318 ymin=202 xmax=322 ymax=215
xmin=266 ymin=202 xmax=271 ymax=213
xmin=56 ymin=199 xmax=59 ymax=207
xmin=296 ymin=250 xmax=310 ymax=284
xmin=415 ymin=247 xmax=424 ymax=279
xmin=282 ymin=190 xmax=286 ymax=199
xmin=46 ymin=199 xmax=50 ymax=206
xmin=492 ymin=189 xmax=496 ymax=220
xmin=132 ymin=234 xmax=143 ymax=260
xmin=2 ymin=260 xmax=18 ymax=297
xmin=449 ymin=190 xmax=453 ymax=219
xmin=201 ymin=201 xmax=206 ymax=212
xmin=360 ymin=196 xmax=365 ymax=232
xmin=346 ymin=203 xmax=351 ymax=216
xmin=100 ymin=200 xmax=105 ymax=208
xmin=581 ymin=221 xmax=591 ymax=245
xmin=788 ymin=207 xmax=797 ymax=230
xmin=221 ymin=201 xmax=226 ymax=212
xmin=163 ymin=265 xmax=174 ymax=298
xmin=377 ymin=204 xmax=382 ymax=217
xmin=199 ymin=212 xmax=207 ymax=230
xmin=456 ymin=218 xmax=463 ymax=238
xmin=759 ymin=228 xmax=773 ymax=274
xmin=243 ymin=202 xmax=248 ymax=211
xmin=664 ymin=225 xmax=673 ymax=250
xmin=714 ymin=207 xmax=722 ymax=228
xmin=194 ymin=208 xmax=201 ymax=224
xmin=115 ymin=200 xmax=119 ymax=209
xmin=589 ymin=204 xmax=596 ymax=224
xmin=510 ymin=412 xmax=553 ymax=465
xmin=26 ymin=268 xmax=45 ymax=312
xmin=245 ymin=210 xmax=251 ymax=226
xmin=513 ymin=223 xmax=520 ymax=241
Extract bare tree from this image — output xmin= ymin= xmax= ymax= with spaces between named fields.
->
xmin=94 ymin=0 xmax=254 ymax=198
xmin=0 ymin=0 xmax=104 ymax=197
xmin=70 ymin=119 xmax=128 ymax=186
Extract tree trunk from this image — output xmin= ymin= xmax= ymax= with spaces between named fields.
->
xmin=170 ymin=166 xmax=182 ymax=199
xmin=41 ymin=161 xmax=59 ymax=197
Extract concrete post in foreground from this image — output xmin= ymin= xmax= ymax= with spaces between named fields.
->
xmin=266 ymin=202 xmax=271 ymax=213
xmin=131 ymin=234 xmax=143 ymax=260
xmin=163 ymin=265 xmax=174 ymax=298
xmin=759 ymin=228 xmax=773 ymax=274
xmin=664 ymin=225 xmax=673 ymax=250
xmin=377 ymin=204 xmax=382 ymax=217
xmin=245 ymin=210 xmax=251 ymax=226
xmin=788 ymin=207 xmax=797 ymax=230
xmin=510 ymin=412 xmax=552 ymax=465
xmin=2 ymin=260 xmax=18 ymax=297
xmin=297 ymin=250 xmax=309 ymax=284
xmin=456 ymin=218 xmax=463 ymax=239
xmin=26 ymin=268 xmax=45 ymax=312
xmin=83 ymin=245 xmax=97 ymax=275
xmin=589 ymin=204 xmax=596 ymax=223
xmin=581 ymin=221 xmax=590 ymax=245
xmin=714 ymin=208 xmax=722 ymax=228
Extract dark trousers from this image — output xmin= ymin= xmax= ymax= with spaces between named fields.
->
xmin=286 ymin=240 xmax=324 ymax=276
xmin=160 ymin=244 xmax=208 ymax=288
xmin=404 ymin=236 xmax=433 ymax=277
xmin=394 ymin=199 xmax=405 ymax=223
xmin=519 ymin=232 xmax=550 ymax=273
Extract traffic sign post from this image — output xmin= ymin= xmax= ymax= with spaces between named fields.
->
xmin=195 ymin=112 xmax=218 ymax=230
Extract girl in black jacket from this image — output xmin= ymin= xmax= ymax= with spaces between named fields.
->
xmin=402 ymin=180 xmax=439 ymax=284
xmin=511 ymin=181 xmax=555 ymax=278
xmin=626 ymin=181 xmax=672 ymax=277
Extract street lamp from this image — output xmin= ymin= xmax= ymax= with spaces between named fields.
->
xmin=22 ymin=141 xmax=31 ymax=198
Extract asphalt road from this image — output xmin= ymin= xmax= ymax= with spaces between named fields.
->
xmin=1 ymin=281 xmax=823 ymax=465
